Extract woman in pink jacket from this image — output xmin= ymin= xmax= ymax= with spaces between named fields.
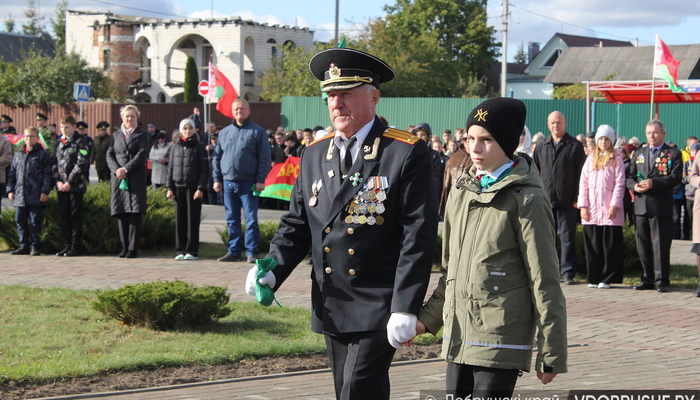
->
xmin=578 ymin=125 xmax=626 ymax=288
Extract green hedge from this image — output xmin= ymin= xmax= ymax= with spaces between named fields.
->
xmin=0 ymin=183 xmax=175 ymax=254
xmin=216 ymin=221 xmax=281 ymax=254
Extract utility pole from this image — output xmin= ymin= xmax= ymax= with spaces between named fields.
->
xmin=335 ymin=0 xmax=339 ymax=46
xmin=500 ymin=0 xmax=508 ymax=97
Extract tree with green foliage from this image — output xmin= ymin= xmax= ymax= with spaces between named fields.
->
xmin=22 ymin=0 xmax=44 ymax=35
xmin=355 ymin=0 xmax=498 ymax=97
xmin=257 ymin=42 xmax=332 ymax=102
xmin=0 ymin=49 xmax=121 ymax=105
xmin=3 ymin=14 xmax=16 ymax=33
xmin=50 ymin=0 xmax=68 ymax=50
xmin=514 ymin=42 xmax=527 ymax=64
xmin=183 ymin=55 xmax=201 ymax=103
xmin=552 ymin=73 xmax=615 ymax=100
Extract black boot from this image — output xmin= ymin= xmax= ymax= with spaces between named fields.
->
xmin=694 ymin=282 xmax=700 ymax=298
xmin=56 ymin=245 xmax=71 ymax=256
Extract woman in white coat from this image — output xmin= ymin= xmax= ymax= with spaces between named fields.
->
xmin=148 ymin=132 xmax=171 ymax=189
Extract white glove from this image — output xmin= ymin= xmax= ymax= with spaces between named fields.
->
xmin=244 ymin=266 xmax=277 ymax=296
xmin=386 ymin=312 xmax=417 ymax=349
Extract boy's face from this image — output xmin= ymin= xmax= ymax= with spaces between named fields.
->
xmin=303 ymin=133 xmax=314 ymax=144
xmin=60 ymin=123 xmax=74 ymax=136
xmin=24 ymin=130 xmax=39 ymax=147
xmin=415 ymin=130 xmax=430 ymax=143
xmin=467 ymin=125 xmax=510 ymax=173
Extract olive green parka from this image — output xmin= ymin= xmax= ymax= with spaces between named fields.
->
xmin=419 ymin=154 xmax=568 ymax=373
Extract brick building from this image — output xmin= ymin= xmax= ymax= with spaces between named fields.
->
xmin=66 ymin=10 xmax=314 ymax=102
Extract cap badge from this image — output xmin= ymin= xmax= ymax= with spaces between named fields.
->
xmin=475 ymin=109 xmax=488 ymax=122
xmin=328 ymin=63 xmax=341 ymax=79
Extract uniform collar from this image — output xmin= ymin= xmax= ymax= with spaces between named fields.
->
xmin=333 ymin=118 xmax=374 ymax=150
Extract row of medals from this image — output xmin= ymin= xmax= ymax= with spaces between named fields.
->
xmin=345 ymin=184 xmax=387 ymax=225
xmin=655 ymin=156 xmax=671 ymax=175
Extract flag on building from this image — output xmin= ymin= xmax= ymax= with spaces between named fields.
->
xmin=654 ymin=35 xmax=686 ymax=94
xmin=209 ymin=62 xmax=239 ymax=118
xmin=259 ymin=156 xmax=300 ymax=201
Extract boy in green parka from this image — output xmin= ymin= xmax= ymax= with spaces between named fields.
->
xmin=410 ymin=98 xmax=568 ymax=397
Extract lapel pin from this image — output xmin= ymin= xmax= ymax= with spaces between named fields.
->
xmin=328 ymin=170 xmax=335 ymax=178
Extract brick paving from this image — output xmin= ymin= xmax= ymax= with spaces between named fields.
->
xmin=1 ymin=237 xmax=698 ymax=398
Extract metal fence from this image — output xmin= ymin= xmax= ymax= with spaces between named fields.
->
xmin=0 ymin=102 xmax=282 ymax=136
xmin=280 ymin=97 xmax=700 ymax=145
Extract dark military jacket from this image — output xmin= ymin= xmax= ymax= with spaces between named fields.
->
xmin=267 ymin=117 xmax=439 ymax=334
xmin=6 ymin=145 xmax=53 ymax=206
xmin=626 ymin=143 xmax=683 ymax=217
xmin=54 ymin=132 xmax=89 ymax=193
xmin=92 ymin=133 xmax=111 ymax=171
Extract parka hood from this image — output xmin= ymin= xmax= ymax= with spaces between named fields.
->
xmin=455 ymin=153 xmax=543 ymax=196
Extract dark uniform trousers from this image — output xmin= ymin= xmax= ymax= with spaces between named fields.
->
xmin=117 ymin=213 xmax=142 ymax=252
xmin=446 ymin=363 xmax=519 ymax=398
xmin=97 ymin=169 xmax=111 ymax=183
xmin=626 ymin=144 xmax=683 ymax=288
xmin=174 ymin=186 xmax=202 ymax=256
xmin=57 ymin=192 xmax=84 ymax=249
xmin=267 ymin=117 xmax=438 ymax=400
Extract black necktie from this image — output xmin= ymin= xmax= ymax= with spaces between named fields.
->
xmin=341 ymin=136 xmax=357 ymax=178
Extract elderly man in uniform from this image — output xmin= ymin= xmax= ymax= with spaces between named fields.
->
xmin=244 ymin=48 xmax=438 ymax=399
xmin=93 ymin=121 xmax=112 ymax=182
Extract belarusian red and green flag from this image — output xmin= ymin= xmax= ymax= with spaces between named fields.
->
xmin=654 ymin=35 xmax=686 ymax=94
xmin=208 ymin=62 xmax=238 ymax=118
xmin=259 ymin=156 xmax=300 ymax=201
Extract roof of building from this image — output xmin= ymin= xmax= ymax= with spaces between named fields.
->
xmin=0 ymin=31 xmax=56 ymax=63
xmin=544 ymin=45 xmax=700 ymax=84
xmin=555 ymin=33 xmax=633 ymax=48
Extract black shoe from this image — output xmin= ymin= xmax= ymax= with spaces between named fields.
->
xmin=11 ymin=247 xmax=30 ymax=255
xmin=118 ymin=249 xmax=128 ymax=258
xmin=694 ymin=284 xmax=700 ymax=297
xmin=218 ymin=253 xmax=239 ymax=262
xmin=64 ymin=248 xmax=81 ymax=257
xmin=634 ymin=282 xmax=654 ymax=290
xmin=125 ymin=251 xmax=138 ymax=259
xmin=564 ymin=277 xmax=575 ymax=285
xmin=30 ymin=248 xmax=40 ymax=256
xmin=656 ymin=285 xmax=669 ymax=293
xmin=56 ymin=247 xmax=70 ymax=256
xmin=306 ymin=257 xmax=313 ymax=265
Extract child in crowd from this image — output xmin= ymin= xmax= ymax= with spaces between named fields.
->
xmin=166 ymin=118 xmax=208 ymax=260
xmin=578 ymin=124 xmax=626 ymax=288
xmin=414 ymin=98 xmax=567 ymax=397
xmin=54 ymin=115 xmax=89 ymax=257
xmin=6 ymin=127 xmax=53 ymax=255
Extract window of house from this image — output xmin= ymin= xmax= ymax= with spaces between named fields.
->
xmin=104 ymin=25 xmax=111 ymax=43
xmin=543 ymin=49 xmax=562 ymax=68
xmin=104 ymin=49 xmax=111 ymax=71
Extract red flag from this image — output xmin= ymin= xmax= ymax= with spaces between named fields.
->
xmin=209 ymin=62 xmax=238 ymax=118
xmin=653 ymin=35 xmax=685 ymax=93
xmin=260 ymin=157 xmax=300 ymax=201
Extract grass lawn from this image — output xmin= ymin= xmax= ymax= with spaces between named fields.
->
xmin=0 ymin=285 xmax=327 ymax=385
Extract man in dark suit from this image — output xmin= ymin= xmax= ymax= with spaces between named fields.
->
xmin=245 ymin=48 xmax=438 ymax=400
xmin=626 ymin=120 xmax=682 ymax=292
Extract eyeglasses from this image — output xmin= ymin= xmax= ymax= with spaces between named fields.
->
xmin=25 ymin=135 xmax=39 ymax=138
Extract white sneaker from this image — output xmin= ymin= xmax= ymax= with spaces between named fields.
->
xmin=588 ymin=283 xmax=597 ymax=288
xmin=598 ymin=282 xmax=611 ymax=289
xmin=175 ymin=254 xmax=185 ymax=260
xmin=184 ymin=254 xmax=199 ymax=260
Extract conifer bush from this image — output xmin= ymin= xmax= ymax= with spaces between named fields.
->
xmin=92 ymin=279 xmax=231 ymax=330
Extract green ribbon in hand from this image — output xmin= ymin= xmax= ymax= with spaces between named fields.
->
xmin=255 ymin=258 xmax=281 ymax=307
xmin=119 ymin=177 xmax=129 ymax=191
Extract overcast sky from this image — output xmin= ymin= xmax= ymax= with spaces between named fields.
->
xmin=4 ymin=0 xmax=700 ymax=62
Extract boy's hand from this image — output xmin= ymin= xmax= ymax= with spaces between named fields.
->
xmin=56 ymin=182 xmax=63 ymax=191
xmin=8 ymin=193 xmax=14 ymax=201
xmin=60 ymin=183 xmax=71 ymax=192
xmin=580 ymin=207 xmax=590 ymax=222
xmin=40 ymin=194 xmax=48 ymax=202
xmin=193 ymin=190 xmax=204 ymax=200
xmin=537 ymin=372 xmax=557 ymax=385
xmin=166 ymin=190 xmax=174 ymax=200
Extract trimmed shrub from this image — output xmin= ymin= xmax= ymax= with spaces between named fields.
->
xmin=92 ymin=279 xmax=231 ymax=330
xmin=0 ymin=182 xmax=175 ymax=254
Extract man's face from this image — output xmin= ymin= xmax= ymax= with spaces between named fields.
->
xmin=37 ymin=119 xmax=47 ymax=128
xmin=1 ymin=121 xmax=8 ymax=130
xmin=442 ymin=132 xmax=451 ymax=143
xmin=232 ymin=101 xmax=250 ymax=122
xmin=275 ymin=134 xmax=284 ymax=145
xmin=148 ymin=126 xmax=156 ymax=133
xmin=547 ymin=112 xmax=567 ymax=138
xmin=467 ymin=125 xmax=509 ymax=173
xmin=193 ymin=107 xmax=200 ymax=115
xmin=327 ymin=85 xmax=379 ymax=138
xmin=78 ymin=128 xmax=88 ymax=136
xmin=646 ymin=123 xmax=666 ymax=148
xmin=207 ymin=122 xmax=216 ymax=133
xmin=98 ymin=128 xmax=109 ymax=136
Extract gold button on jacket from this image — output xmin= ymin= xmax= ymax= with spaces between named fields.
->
xmin=349 ymin=269 xmax=356 ymax=275
xmin=347 ymin=228 xmax=354 ymax=234
xmin=324 ymin=246 xmax=331 ymax=253
xmin=324 ymin=227 xmax=331 ymax=233
xmin=348 ymin=248 xmax=355 ymax=255
xmin=325 ymin=267 xmax=332 ymax=274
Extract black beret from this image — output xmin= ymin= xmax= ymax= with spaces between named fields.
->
xmin=1 ymin=114 xmax=12 ymax=122
xmin=76 ymin=121 xmax=88 ymax=129
xmin=96 ymin=121 xmax=110 ymax=129
xmin=414 ymin=123 xmax=432 ymax=136
xmin=309 ymin=48 xmax=395 ymax=92
xmin=36 ymin=113 xmax=48 ymax=121
xmin=466 ymin=98 xmax=527 ymax=158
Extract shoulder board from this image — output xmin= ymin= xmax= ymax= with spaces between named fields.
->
xmin=383 ymin=128 xmax=419 ymax=145
xmin=307 ymin=132 xmax=335 ymax=147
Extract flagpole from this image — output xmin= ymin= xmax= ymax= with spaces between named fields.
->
xmin=650 ymin=76 xmax=655 ymax=121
